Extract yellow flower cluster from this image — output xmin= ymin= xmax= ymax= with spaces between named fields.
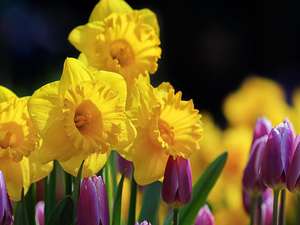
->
xmin=0 ymin=0 xmax=203 ymax=202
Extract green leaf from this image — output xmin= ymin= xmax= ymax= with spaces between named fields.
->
xmin=14 ymin=188 xmax=29 ymax=225
xmin=71 ymin=159 xmax=85 ymax=224
xmin=163 ymin=151 xmax=228 ymax=225
xmin=46 ymin=196 xmax=74 ymax=225
xmin=24 ymin=183 xmax=36 ymax=225
xmin=112 ymin=170 xmax=126 ymax=225
xmin=127 ymin=168 xmax=138 ymax=225
xmin=138 ymin=181 xmax=162 ymax=223
xmin=45 ymin=160 xmax=57 ymax=224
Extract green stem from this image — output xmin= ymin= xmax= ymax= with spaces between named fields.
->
xmin=104 ymin=158 xmax=112 ymax=222
xmin=109 ymin=151 xmax=118 ymax=199
xmin=297 ymin=195 xmax=300 ymax=225
xmin=257 ymin=195 xmax=263 ymax=225
xmin=173 ymin=208 xmax=179 ymax=225
xmin=273 ymin=190 xmax=280 ymax=225
xmin=250 ymin=196 xmax=257 ymax=225
xmin=127 ymin=168 xmax=138 ymax=225
xmin=279 ymin=189 xmax=286 ymax=225
xmin=64 ymin=171 xmax=72 ymax=196
xmin=44 ymin=160 xmax=57 ymax=224
xmin=24 ymin=183 xmax=36 ymax=225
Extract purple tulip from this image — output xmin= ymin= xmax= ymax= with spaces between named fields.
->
xmin=134 ymin=221 xmax=151 ymax=225
xmin=161 ymin=156 xmax=192 ymax=208
xmin=0 ymin=171 xmax=14 ymax=225
xmin=116 ymin=153 xmax=132 ymax=178
xmin=243 ymin=135 xmax=268 ymax=196
xmin=260 ymin=122 xmax=294 ymax=190
xmin=287 ymin=135 xmax=300 ymax=195
xmin=194 ymin=204 xmax=215 ymax=225
xmin=35 ymin=201 xmax=44 ymax=225
xmin=252 ymin=117 xmax=272 ymax=146
xmin=76 ymin=175 xmax=110 ymax=225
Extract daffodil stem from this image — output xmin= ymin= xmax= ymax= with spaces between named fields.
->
xmin=104 ymin=158 xmax=112 ymax=222
xmin=273 ymin=190 xmax=280 ymax=225
xmin=64 ymin=171 xmax=72 ymax=196
xmin=250 ymin=196 xmax=257 ymax=225
xmin=297 ymin=195 xmax=300 ymax=225
xmin=279 ymin=189 xmax=286 ymax=225
xmin=173 ymin=208 xmax=179 ymax=225
xmin=44 ymin=160 xmax=57 ymax=224
xmin=258 ymin=195 xmax=263 ymax=225
xmin=109 ymin=151 xmax=118 ymax=198
xmin=24 ymin=183 xmax=36 ymax=225
xmin=128 ymin=167 xmax=138 ymax=225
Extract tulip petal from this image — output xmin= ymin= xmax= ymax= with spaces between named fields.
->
xmin=161 ymin=156 xmax=179 ymax=206
xmin=76 ymin=178 xmax=99 ymax=225
xmin=58 ymin=58 xmax=95 ymax=99
xmin=28 ymin=81 xmax=62 ymax=138
xmin=93 ymin=176 xmax=110 ymax=225
xmin=280 ymin=123 xmax=294 ymax=177
xmin=287 ymin=135 xmax=300 ymax=194
xmin=133 ymin=139 xmax=168 ymax=185
xmin=177 ymin=157 xmax=192 ymax=206
xmin=0 ymin=171 xmax=13 ymax=224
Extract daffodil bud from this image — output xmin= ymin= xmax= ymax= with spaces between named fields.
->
xmin=194 ymin=204 xmax=215 ymax=225
xmin=260 ymin=122 xmax=294 ymax=190
xmin=287 ymin=135 xmax=300 ymax=195
xmin=252 ymin=117 xmax=272 ymax=145
xmin=76 ymin=175 xmax=109 ymax=225
xmin=0 ymin=170 xmax=14 ymax=225
xmin=35 ymin=201 xmax=44 ymax=225
xmin=161 ymin=156 xmax=192 ymax=208
xmin=243 ymin=135 xmax=268 ymax=196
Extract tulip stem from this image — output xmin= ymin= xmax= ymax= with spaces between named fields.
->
xmin=273 ymin=190 xmax=280 ymax=225
xmin=173 ymin=208 xmax=179 ymax=225
xmin=44 ymin=160 xmax=57 ymax=224
xmin=64 ymin=171 xmax=72 ymax=196
xmin=128 ymin=168 xmax=138 ymax=225
xmin=258 ymin=195 xmax=263 ymax=225
xmin=250 ymin=196 xmax=257 ymax=225
xmin=297 ymin=195 xmax=300 ymax=225
xmin=279 ymin=189 xmax=286 ymax=225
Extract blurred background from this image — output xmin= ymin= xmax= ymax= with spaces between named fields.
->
xmin=2 ymin=0 xmax=300 ymax=127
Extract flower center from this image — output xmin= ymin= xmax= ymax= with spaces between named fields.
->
xmin=158 ymin=119 xmax=174 ymax=146
xmin=74 ymin=114 xmax=90 ymax=128
xmin=0 ymin=130 xmax=13 ymax=149
xmin=110 ymin=40 xmax=135 ymax=67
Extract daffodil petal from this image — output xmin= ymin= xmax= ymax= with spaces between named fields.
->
xmin=0 ymin=86 xmax=17 ymax=103
xmin=133 ymin=139 xmax=168 ymax=185
xmin=0 ymin=158 xmax=26 ymax=201
xmin=58 ymin=58 xmax=95 ymax=99
xmin=139 ymin=8 xmax=160 ymax=37
xmin=39 ymin=120 xmax=76 ymax=164
xmin=113 ymin=117 xmax=137 ymax=160
xmin=28 ymin=81 xmax=62 ymax=138
xmin=89 ymin=0 xmax=132 ymax=22
xmin=59 ymin=150 xmax=111 ymax=178
xmin=94 ymin=70 xmax=127 ymax=106
xmin=68 ymin=22 xmax=104 ymax=65
xmin=27 ymin=146 xmax=53 ymax=183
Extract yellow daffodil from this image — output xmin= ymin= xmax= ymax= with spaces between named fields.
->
xmin=28 ymin=58 xmax=136 ymax=178
xmin=223 ymin=76 xmax=290 ymax=127
xmin=0 ymin=86 xmax=53 ymax=201
xmin=68 ymin=11 xmax=161 ymax=81
xmin=125 ymin=82 xmax=203 ymax=185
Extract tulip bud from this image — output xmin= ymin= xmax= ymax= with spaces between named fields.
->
xmin=260 ymin=122 xmax=294 ymax=190
xmin=134 ymin=221 xmax=151 ymax=225
xmin=76 ymin=175 xmax=109 ymax=225
xmin=194 ymin=204 xmax=215 ymax=225
xmin=0 ymin=170 xmax=14 ymax=225
xmin=287 ymin=135 xmax=300 ymax=195
xmin=161 ymin=156 xmax=192 ymax=208
xmin=116 ymin=153 xmax=132 ymax=178
xmin=35 ymin=201 xmax=44 ymax=225
xmin=243 ymin=135 xmax=268 ymax=196
xmin=252 ymin=117 xmax=272 ymax=145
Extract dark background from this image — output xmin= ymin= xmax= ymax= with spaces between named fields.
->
xmin=1 ymin=0 xmax=300 ymax=127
